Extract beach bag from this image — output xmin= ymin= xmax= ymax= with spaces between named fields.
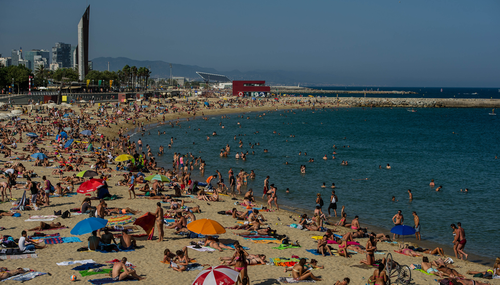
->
xmin=61 ymin=210 xmax=71 ymax=219
xmin=319 ymin=198 xmax=324 ymax=208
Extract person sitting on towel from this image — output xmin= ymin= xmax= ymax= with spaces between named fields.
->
xmin=119 ymin=230 xmax=137 ymax=250
xmin=88 ymin=230 xmax=101 ymax=250
xmin=19 ymin=230 xmax=45 ymax=251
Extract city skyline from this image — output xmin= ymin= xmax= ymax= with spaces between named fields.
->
xmin=0 ymin=0 xmax=499 ymax=87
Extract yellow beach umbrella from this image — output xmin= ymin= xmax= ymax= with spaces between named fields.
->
xmin=115 ymin=154 xmax=134 ymax=162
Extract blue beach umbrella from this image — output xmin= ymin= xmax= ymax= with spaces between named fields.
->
xmin=31 ymin=152 xmax=47 ymax=160
xmin=71 ymin=217 xmax=108 ymax=236
xmin=390 ymin=225 xmax=416 ymax=236
xmin=390 ymin=225 xmax=416 ymax=244
xmin=26 ymin=132 xmax=38 ymax=138
xmin=64 ymin=139 xmax=74 ymax=149
xmin=80 ymin=130 xmax=92 ymax=136
xmin=56 ymin=131 xmax=68 ymax=140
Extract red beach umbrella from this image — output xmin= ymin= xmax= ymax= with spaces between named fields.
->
xmin=77 ymin=178 xmax=105 ymax=194
xmin=192 ymin=265 xmax=239 ymax=285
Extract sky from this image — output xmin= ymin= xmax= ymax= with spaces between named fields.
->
xmin=1 ymin=0 xmax=499 ymax=87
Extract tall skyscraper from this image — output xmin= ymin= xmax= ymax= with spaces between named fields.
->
xmin=11 ymin=48 xmax=23 ymax=66
xmin=70 ymin=46 xmax=77 ymax=68
xmin=25 ymin=49 xmax=50 ymax=70
xmin=52 ymin=42 xmax=72 ymax=68
xmin=77 ymin=5 xmax=90 ymax=81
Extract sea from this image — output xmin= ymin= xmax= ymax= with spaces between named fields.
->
xmin=131 ymin=87 xmax=500 ymax=262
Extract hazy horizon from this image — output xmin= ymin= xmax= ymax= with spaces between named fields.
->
xmin=1 ymin=0 xmax=499 ymax=87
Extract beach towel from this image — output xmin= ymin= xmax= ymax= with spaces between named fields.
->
xmin=72 ymin=263 xmax=105 ymax=271
xmin=277 ymin=277 xmax=316 ymax=283
xmin=57 ymin=259 xmax=95 ymax=266
xmin=187 ymin=245 xmax=215 ymax=252
xmin=25 ymin=218 xmax=55 ymax=222
xmin=0 ymin=248 xmax=37 ymax=260
xmin=44 ymin=237 xmax=63 ymax=244
xmin=30 ymin=233 xmax=60 ymax=239
xmin=305 ymin=249 xmax=339 ymax=256
xmin=38 ymin=226 xmax=68 ymax=231
xmin=62 ymin=237 xmax=82 ymax=243
xmin=29 ymin=215 xmax=58 ymax=219
xmin=250 ymin=239 xmax=282 ymax=244
xmin=171 ymin=262 xmax=204 ymax=271
xmin=272 ymin=244 xmax=301 ymax=250
xmin=80 ymin=268 xmax=112 ymax=277
xmin=0 ymin=271 xmax=47 ymax=282
xmin=224 ymin=244 xmax=249 ymax=250
xmin=133 ymin=212 xmax=155 ymax=240
xmin=88 ymin=277 xmax=137 ymax=284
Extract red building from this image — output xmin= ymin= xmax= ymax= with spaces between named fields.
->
xmin=232 ymin=80 xmax=271 ymax=97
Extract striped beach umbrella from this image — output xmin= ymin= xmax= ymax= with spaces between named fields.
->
xmin=192 ymin=265 xmax=239 ymax=285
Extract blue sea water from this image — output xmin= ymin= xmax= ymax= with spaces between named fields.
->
xmin=133 ymin=106 xmax=500 ymax=260
xmin=305 ymin=87 xmax=500 ymax=99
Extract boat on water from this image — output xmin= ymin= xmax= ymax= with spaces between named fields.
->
xmin=489 ymin=109 xmax=496 ymax=116
xmin=407 ymin=108 xmax=417 ymax=113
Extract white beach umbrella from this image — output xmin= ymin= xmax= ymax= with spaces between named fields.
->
xmin=11 ymin=109 xmax=22 ymax=115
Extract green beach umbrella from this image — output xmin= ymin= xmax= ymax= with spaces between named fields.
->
xmin=145 ymin=174 xmax=171 ymax=182
xmin=76 ymin=170 xmax=99 ymax=178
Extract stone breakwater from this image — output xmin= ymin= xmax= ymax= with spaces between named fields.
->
xmin=286 ymin=97 xmax=500 ymax=108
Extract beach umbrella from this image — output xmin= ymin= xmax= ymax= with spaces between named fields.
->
xmin=63 ymin=127 xmax=72 ymax=132
xmin=26 ymin=132 xmax=38 ymax=138
xmin=77 ymin=178 xmax=105 ymax=194
xmin=390 ymin=225 xmax=416 ymax=244
xmin=64 ymin=139 xmax=74 ymax=149
xmin=144 ymin=174 xmax=171 ymax=182
xmin=71 ymin=217 xmax=108 ymax=236
xmin=4 ymin=169 xmax=14 ymax=174
xmin=80 ymin=130 xmax=92 ymax=136
xmin=133 ymin=212 xmax=156 ymax=240
xmin=31 ymin=153 xmax=47 ymax=160
xmin=187 ymin=219 xmax=226 ymax=235
xmin=11 ymin=109 xmax=22 ymax=115
xmin=57 ymin=131 xmax=68 ymax=140
xmin=76 ymin=170 xmax=98 ymax=178
xmin=192 ymin=265 xmax=239 ymax=285
xmin=136 ymin=172 xmax=146 ymax=177
xmin=115 ymin=154 xmax=134 ymax=162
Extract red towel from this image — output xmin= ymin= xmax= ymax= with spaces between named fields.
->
xmin=133 ymin=212 xmax=155 ymax=240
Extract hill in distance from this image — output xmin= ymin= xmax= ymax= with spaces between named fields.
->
xmin=91 ymin=57 xmax=327 ymax=86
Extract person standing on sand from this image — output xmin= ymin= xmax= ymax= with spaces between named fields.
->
xmin=128 ymin=173 xmax=136 ymax=199
xmin=262 ymin=176 xmax=269 ymax=199
xmin=229 ymin=173 xmax=236 ymax=198
xmin=328 ymin=190 xmax=338 ymax=217
xmin=457 ymin=222 xmax=468 ymax=260
xmin=155 ymin=202 xmax=164 ymax=242
xmin=413 ymin=211 xmax=421 ymax=240
xmin=392 ymin=210 xmax=404 ymax=239
xmin=267 ymin=184 xmax=279 ymax=210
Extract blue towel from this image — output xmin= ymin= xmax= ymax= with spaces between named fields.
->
xmin=62 ymin=237 xmax=82 ymax=243
xmin=306 ymin=249 xmax=334 ymax=256
xmin=225 ymin=244 xmax=250 ymax=250
xmin=72 ymin=263 xmax=105 ymax=271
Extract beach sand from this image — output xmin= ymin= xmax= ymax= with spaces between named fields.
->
xmin=0 ymin=99 xmax=497 ymax=285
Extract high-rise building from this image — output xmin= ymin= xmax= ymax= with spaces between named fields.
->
xmin=70 ymin=46 xmax=77 ymax=68
xmin=11 ymin=48 xmax=23 ymax=66
xmin=25 ymin=49 xmax=50 ymax=70
xmin=0 ymin=57 xmax=11 ymax=67
xmin=77 ymin=5 xmax=90 ymax=81
xmin=52 ymin=42 xmax=72 ymax=68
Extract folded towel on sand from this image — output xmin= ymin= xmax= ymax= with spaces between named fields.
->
xmin=57 ymin=259 xmax=95 ymax=266
xmin=305 ymin=249 xmax=339 ymax=256
xmin=187 ymin=245 xmax=215 ymax=252
xmin=171 ymin=263 xmax=204 ymax=271
xmin=277 ymin=277 xmax=316 ymax=283
xmin=88 ymin=277 xmax=138 ymax=284
xmin=62 ymin=237 xmax=82 ymax=243
xmin=25 ymin=218 xmax=55 ymax=222
xmin=80 ymin=268 xmax=112 ymax=277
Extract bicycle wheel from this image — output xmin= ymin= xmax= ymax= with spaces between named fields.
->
xmin=385 ymin=253 xmax=394 ymax=274
xmin=397 ymin=265 xmax=412 ymax=285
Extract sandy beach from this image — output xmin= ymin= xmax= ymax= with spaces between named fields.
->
xmin=0 ymin=97 xmax=498 ymax=285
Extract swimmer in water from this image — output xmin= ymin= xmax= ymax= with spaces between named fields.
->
xmin=321 ymin=182 xmax=326 ymax=188
xmin=429 ymin=179 xmax=435 ymax=187
xmin=436 ymin=186 xmax=442 ymax=192
xmin=386 ymin=164 xmax=391 ymax=169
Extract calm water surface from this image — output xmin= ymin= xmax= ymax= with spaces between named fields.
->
xmin=132 ymin=107 xmax=500 ymax=259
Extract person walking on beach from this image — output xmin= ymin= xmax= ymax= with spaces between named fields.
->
xmin=267 ymin=184 xmax=279 ymax=210
xmin=229 ymin=173 xmax=236 ymax=198
xmin=457 ymin=222 xmax=468 ymax=260
xmin=155 ymin=202 xmax=164 ymax=242
xmin=262 ymin=176 xmax=269 ymax=199
xmin=128 ymin=173 xmax=136 ymax=199
xmin=328 ymin=190 xmax=338 ymax=217
xmin=413 ymin=211 xmax=421 ymax=240
xmin=392 ymin=210 xmax=404 ymax=239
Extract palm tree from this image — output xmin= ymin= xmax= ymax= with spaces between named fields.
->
xmin=130 ymin=66 xmax=137 ymax=91
xmin=122 ymin=65 xmax=130 ymax=90
xmin=35 ymin=64 xmax=49 ymax=87
xmin=144 ymin=68 xmax=151 ymax=90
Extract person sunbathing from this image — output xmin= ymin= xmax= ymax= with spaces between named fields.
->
xmin=284 ymin=259 xmax=324 ymax=272
xmin=163 ymin=246 xmax=195 ymax=265
xmin=395 ymin=246 xmax=422 ymax=257
xmin=232 ymin=208 xmax=248 ymax=220
xmin=437 ymin=266 xmax=465 ymax=278
xmin=291 ymin=258 xmax=322 ymax=281
xmin=0 ymin=268 xmax=26 ymax=281
xmin=317 ymin=234 xmax=334 ymax=257
xmin=0 ymin=209 xmax=20 ymax=217
xmin=165 ymin=212 xmax=188 ymax=233
xmin=421 ymin=256 xmax=443 ymax=277
xmin=172 ymin=248 xmax=190 ymax=272
xmin=234 ymin=226 xmax=274 ymax=236
xmin=204 ymin=236 xmax=235 ymax=252
xmin=439 ymin=278 xmax=489 ymax=285
xmin=107 ymin=207 xmax=141 ymax=215
xmin=28 ymin=222 xmax=65 ymax=231
xmin=368 ymin=263 xmax=388 ymax=285
xmin=111 ymin=257 xmax=145 ymax=281
xmin=220 ymin=253 xmax=267 ymax=266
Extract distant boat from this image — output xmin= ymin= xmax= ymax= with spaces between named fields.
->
xmin=440 ymin=88 xmax=443 ymax=92
xmin=472 ymin=92 xmax=478 ymax=95
xmin=407 ymin=108 xmax=417 ymax=112
xmin=490 ymin=109 xmax=496 ymax=116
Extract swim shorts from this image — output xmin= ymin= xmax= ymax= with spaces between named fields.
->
xmin=415 ymin=225 xmax=421 ymax=232
xmin=328 ymin=202 xmax=337 ymax=210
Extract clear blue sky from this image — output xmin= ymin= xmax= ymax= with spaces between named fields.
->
xmin=1 ymin=0 xmax=499 ymax=87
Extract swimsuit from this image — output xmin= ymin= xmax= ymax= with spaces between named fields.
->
xmin=427 ymin=268 xmax=439 ymax=274
xmin=459 ymin=239 xmax=467 ymax=245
